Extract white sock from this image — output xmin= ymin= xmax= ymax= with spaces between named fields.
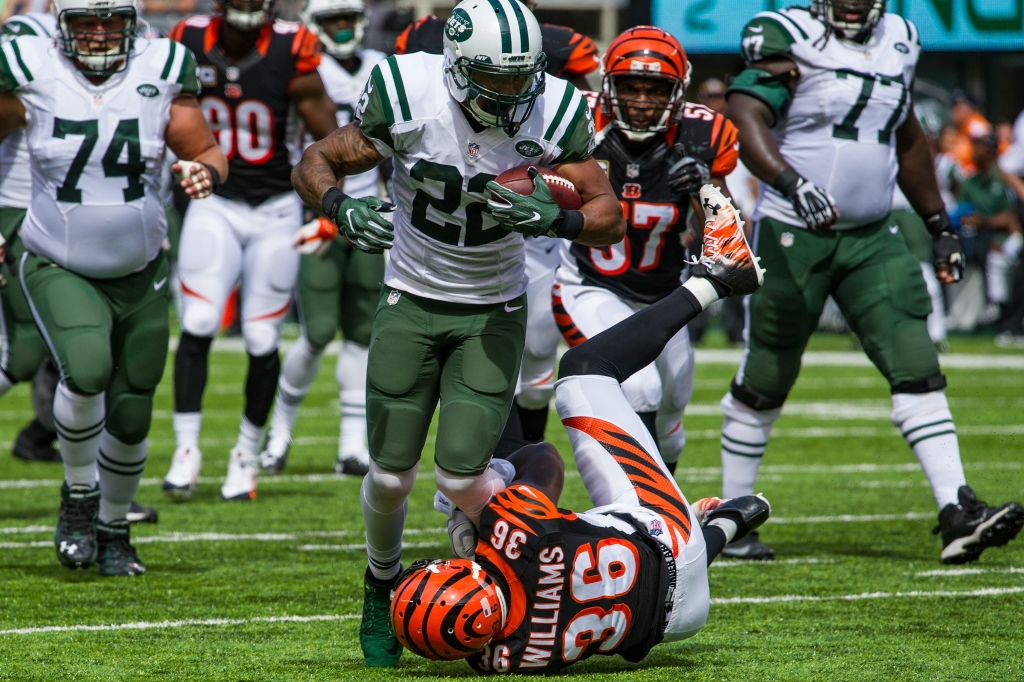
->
xmin=174 ymin=412 xmax=201 ymax=450
xmin=892 ymin=390 xmax=966 ymax=508
xmin=361 ymin=462 xmax=417 ymax=581
xmin=97 ymin=431 xmax=147 ymax=523
xmin=337 ymin=341 xmax=369 ymax=460
xmin=235 ymin=416 xmax=262 ymax=455
xmin=683 ymin=276 xmax=720 ymax=310
xmin=0 ymin=370 xmax=13 ymax=398
xmin=53 ymin=382 xmax=104 ymax=487
xmin=720 ymin=392 xmax=780 ymax=499
xmin=435 ymin=467 xmax=507 ymax=524
xmin=708 ymin=517 xmax=739 ymax=543
xmin=269 ymin=336 xmax=322 ymax=442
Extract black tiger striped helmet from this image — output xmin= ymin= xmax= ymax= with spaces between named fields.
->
xmin=390 ymin=559 xmax=506 ymax=660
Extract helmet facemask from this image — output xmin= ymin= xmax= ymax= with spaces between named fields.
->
xmin=311 ymin=10 xmax=367 ymax=59
xmin=447 ymin=55 xmax=547 ymax=137
xmin=57 ymin=5 xmax=136 ymax=77
xmin=811 ymin=0 xmax=885 ymax=43
xmin=604 ymin=72 xmax=684 ymax=142
xmin=221 ymin=0 xmax=274 ymax=31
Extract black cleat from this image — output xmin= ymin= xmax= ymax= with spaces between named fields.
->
xmin=335 ymin=456 xmax=369 ymax=477
xmin=12 ymin=419 xmax=61 ymax=463
xmin=96 ymin=520 xmax=146 ymax=576
xmin=55 ymin=482 xmax=99 ymax=569
xmin=704 ymin=494 xmax=772 ymax=543
xmin=690 ymin=186 xmax=765 ymax=297
xmin=126 ymin=501 xmax=159 ymax=524
xmin=720 ymin=531 xmax=776 ymax=561
xmin=935 ymin=486 xmax=1024 ymax=564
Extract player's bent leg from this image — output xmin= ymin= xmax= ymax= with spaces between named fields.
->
xmin=336 ymin=340 xmax=370 ymax=474
xmin=654 ymin=323 xmax=696 ymax=469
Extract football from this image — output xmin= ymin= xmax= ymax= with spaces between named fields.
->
xmin=492 ymin=165 xmax=584 ymax=210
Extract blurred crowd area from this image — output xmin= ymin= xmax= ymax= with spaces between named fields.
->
xmin=4 ymin=0 xmax=1021 ymax=344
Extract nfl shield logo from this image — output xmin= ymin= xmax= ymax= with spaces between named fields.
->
xmin=781 ymin=232 xmax=795 ymax=248
xmin=387 ymin=290 xmax=401 ymax=306
xmin=649 ymin=520 xmax=664 ymax=536
xmin=467 ymin=142 xmax=480 ymax=157
xmin=626 ymin=163 xmax=640 ymax=179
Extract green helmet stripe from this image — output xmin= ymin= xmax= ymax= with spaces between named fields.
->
xmin=369 ymin=65 xmax=395 ymax=127
xmin=486 ymin=0 xmax=512 ymax=53
xmin=160 ymin=40 xmax=177 ymax=80
xmin=9 ymin=40 xmax=31 ymax=82
xmin=544 ymin=83 xmax=576 ymax=142
xmin=507 ymin=0 xmax=530 ymax=53
xmin=386 ymin=56 xmax=412 ymax=122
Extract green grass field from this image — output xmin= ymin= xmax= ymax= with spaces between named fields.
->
xmin=2 ymin=331 xmax=1023 ymax=681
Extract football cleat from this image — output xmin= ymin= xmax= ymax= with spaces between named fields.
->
xmin=692 ymin=497 xmax=723 ymax=525
xmin=335 ymin=452 xmax=370 ymax=477
xmin=162 ymin=446 xmax=202 ymax=499
xmin=720 ymin=531 xmax=776 ymax=561
xmin=360 ymin=567 xmax=403 ymax=668
xmin=935 ymin=486 xmax=1024 ymax=564
xmin=127 ymin=501 xmax=159 ymax=524
xmin=96 ymin=520 xmax=146 ymax=576
xmin=690 ymin=185 xmax=766 ymax=297
xmin=12 ymin=419 xmax=61 ymax=463
xmin=704 ymin=493 xmax=772 ymax=543
xmin=258 ymin=437 xmax=291 ymax=475
xmin=220 ymin=447 xmax=258 ymax=501
xmin=55 ymin=482 xmax=100 ymax=569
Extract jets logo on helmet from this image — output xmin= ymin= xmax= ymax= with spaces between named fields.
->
xmin=300 ymin=0 xmax=368 ymax=59
xmin=217 ymin=0 xmax=274 ymax=31
xmin=600 ymin=26 xmax=690 ymax=142
xmin=442 ymin=0 xmax=546 ymax=137
xmin=810 ymin=0 xmax=886 ymax=43
xmin=51 ymin=0 xmax=138 ymax=76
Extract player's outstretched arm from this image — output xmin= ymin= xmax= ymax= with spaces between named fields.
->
xmin=504 ymin=442 xmax=565 ymax=505
xmin=292 ymin=70 xmax=340 ymax=142
xmin=292 ymin=123 xmax=385 ymax=211
xmin=554 ymin=157 xmax=626 ymax=247
xmin=165 ymin=95 xmax=229 ymax=199
xmin=0 ymin=92 xmax=26 ymax=139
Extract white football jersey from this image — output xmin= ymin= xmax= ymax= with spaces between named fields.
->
xmin=744 ymin=9 xmax=920 ymax=229
xmin=355 ymin=52 xmax=594 ymax=304
xmin=0 ymin=36 xmax=198 ymax=278
xmin=0 ymin=12 xmax=55 ymax=210
xmin=317 ymin=49 xmax=385 ymax=199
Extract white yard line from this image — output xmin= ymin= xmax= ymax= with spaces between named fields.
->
xmin=0 ymin=614 xmax=360 ymax=636
xmin=0 ymin=528 xmax=445 ymax=548
xmin=711 ymin=586 xmax=1024 ymax=605
xmin=769 ymin=512 xmax=934 ymax=524
xmin=694 ymin=349 xmax=1024 ymax=369
xmin=298 ymin=542 xmax=443 ymax=551
xmin=915 ymin=567 xmax=1024 ymax=577
xmin=712 ymin=557 xmax=834 ymax=568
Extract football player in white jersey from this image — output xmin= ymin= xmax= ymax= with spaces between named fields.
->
xmin=292 ymin=0 xmax=624 ymax=666
xmin=721 ymin=0 xmax=1023 ymax=562
xmin=0 ymin=0 xmax=227 ymax=574
xmin=258 ymin=0 xmax=386 ymax=477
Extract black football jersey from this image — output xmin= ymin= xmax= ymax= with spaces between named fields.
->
xmin=467 ymin=485 xmax=670 ymax=675
xmin=568 ymin=102 xmax=740 ymax=304
xmin=171 ymin=16 xmax=321 ymax=206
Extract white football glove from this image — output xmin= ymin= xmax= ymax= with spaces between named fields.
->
xmin=785 ymin=178 xmax=839 ymax=231
xmin=173 ymin=160 xmax=217 ymax=199
xmin=433 ymin=491 xmax=479 ymax=560
xmin=293 ymin=217 xmax=339 ymax=255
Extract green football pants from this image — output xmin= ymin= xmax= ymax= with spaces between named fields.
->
xmin=0 ymin=208 xmax=48 ymax=383
xmin=296 ymin=238 xmax=385 ymax=349
xmin=737 ymin=215 xmax=940 ymax=406
xmin=20 ymin=252 xmax=170 ymax=445
xmin=366 ymin=287 xmax=527 ymax=476
xmin=891 ymin=208 xmax=933 ymax=264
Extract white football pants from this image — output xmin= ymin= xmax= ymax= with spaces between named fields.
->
xmin=516 ymin=237 xmax=562 ymax=410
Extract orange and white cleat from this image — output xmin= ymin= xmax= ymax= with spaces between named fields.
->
xmin=690 ymin=185 xmax=765 ymax=297
xmin=293 ymin=216 xmax=339 ymax=255
xmin=220 ymin=447 xmax=258 ymax=502
xmin=692 ymin=497 xmax=724 ymax=525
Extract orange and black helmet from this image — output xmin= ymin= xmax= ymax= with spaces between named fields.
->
xmin=390 ymin=559 xmax=506 ymax=660
xmin=600 ymin=26 xmax=690 ymax=140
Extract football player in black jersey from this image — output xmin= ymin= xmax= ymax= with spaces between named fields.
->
xmin=393 ymin=1 xmax=599 ymax=91
xmin=548 ymin=27 xmax=739 ymax=474
xmin=162 ymin=0 xmax=339 ymax=501
xmin=390 ymin=185 xmax=769 ymax=673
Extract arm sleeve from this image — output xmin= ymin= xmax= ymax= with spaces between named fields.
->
xmin=355 ymin=63 xmax=397 ymax=156
xmin=292 ymin=27 xmax=322 ymax=76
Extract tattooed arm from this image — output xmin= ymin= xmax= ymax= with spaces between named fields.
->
xmin=292 ymin=122 xmax=385 ymax=211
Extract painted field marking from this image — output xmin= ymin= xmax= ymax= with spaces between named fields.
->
xmin=0 ymin=528 xmax=445 ymax=548
xmin=915 ymin=567 xmax=1024 ymax=577
xmin=712 ymin=557 xmax=834 ymax=568
xmin=693 ymin=349 xmax=1024 ymax=369
xmin=298 ymin=541 xmax=443 ymax=552
xmin=710 ymin=586 xmax=1024 ymax=605
xmin=0 ymin=614 xmax=361 ymax=636
xmin=769 ymin=512 xmax=934 ymax=524
xmin=0 ymin=525 xmax=49 ymax=534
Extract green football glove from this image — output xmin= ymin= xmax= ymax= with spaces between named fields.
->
xmin=323 ymin=188 xmax=395 ymax=254
xmin=486 ymin=168 xmax=563 ymax=238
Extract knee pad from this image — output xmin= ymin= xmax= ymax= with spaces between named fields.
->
xmin=516 ymin=385 xmax=553 ymax=411
xmin=181 ymin=301 xmax=221 ymax=339
xmin=337 ymin=340 xmax=368 ymax=395
xmin=63 ymin=332 xmax=112 ymax=395
xmin=657 ymin=412 xmax=686 ymax=465
xmin=105 ymin=392 xmax=153 ymax=445
xmin=362 ymin=461 xmax=417 ymax=514
xmin=303 ymin=314 xmax=337 ymax=351
xmin=620 ymin=367 xmax=662 ymax=414
xmin=242 ymin=320 xmax=280 ymax=357
xmin=435 ymin=466 xmax=506 ymax=520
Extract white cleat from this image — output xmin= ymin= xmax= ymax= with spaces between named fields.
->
xmin=162 ymin=447 xmax=202 ymax=500
xmin=257 ymin=436 xmax=291 ymax=475
xmin=220 ymin=448 xmax=258 ymax=501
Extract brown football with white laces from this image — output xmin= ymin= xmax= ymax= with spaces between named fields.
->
xmin=492 ymin=165 xmax=583 ymax=210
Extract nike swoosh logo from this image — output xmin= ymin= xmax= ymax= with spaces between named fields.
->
xmin=153 ymin=277 xmax=168 ymax=291
xmin=504 ymin=303 xmax=523 ymax=312
xmin=517 ymin=212 xmax=541 ymax=226
xmin=889 ymin=226 xmax=899 ymax=234
xmin=544 ymin=244 xmax=557 ymax=255
xmin=748 ymin=25 xmax=764 ymax=33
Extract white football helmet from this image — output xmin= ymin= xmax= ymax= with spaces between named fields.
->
xmin=300 ymin=0 xmax=367 ymax=59
xmin=52 ymin=0 xmax=137 ymax=75
xmin=442 ymin=0 xmax=546 ymax=137
xmin=810 ymin=0 xmax=885 ymax=42
xmin=218 ymin=0 xmax=274 ymax=31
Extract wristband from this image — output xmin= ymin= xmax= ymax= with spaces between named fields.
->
xmin=924 ymin=210 xmax=952 ymax=237
xmin=201 ymin=163 xmax=222 ymax=192
xmin=553 ymin=209 xmax=585 ymax=241
xmin=771 ymin=167 xmax=802 ymax=196
xmin=321 ymin=187 xmax=347 ymax=221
